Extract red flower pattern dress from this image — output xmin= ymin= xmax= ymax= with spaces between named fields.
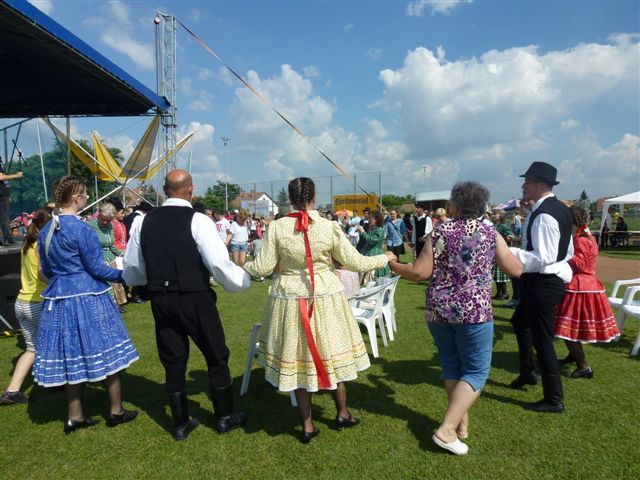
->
xmin=554 ymin=235 xmax=620 ymax=343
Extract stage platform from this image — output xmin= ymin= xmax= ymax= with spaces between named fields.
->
xmin=0 ymin=243 xmax=21 ymax=331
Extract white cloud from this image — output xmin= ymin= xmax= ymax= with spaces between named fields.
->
xmin=217 ymin=67 xmax=234 ymax=86
xmin=558 ymin=132 xmax=640 ymax=198
xmin=196 ymin=68 xmax=216 ymax=81
xmin=176 ymin=122 xmax=226 ymax=194
xmin=560 ymin=119 xmax=580 ymax=131
xmin=180 ymin=78 xmax=193 ymax=96
xmin=231 ymin=64 xmax=335 ymax=154
xmin=28 ymin=0 xmax=53 ymax=14
xmin=188 ymin=9 xmax=204 ymax=21
xmin=379 ymin=36 xmax=639 ymax=160
xmin=188 ymin=91 xmax=214 ymax=112
xmin=303 ymin=65 xmax=321 ymax=78
xmin=365 ymin=47 xmax=383 ymax=61
xmin=84 ymin=1 xmax=155 ymax=70
xmin=344 ymin=23 xmax=354 ymax=32
xmin=101 ymin=31 xmax=155 ymax=70
xmin=407 ymin=0 xmax=473 ymax=17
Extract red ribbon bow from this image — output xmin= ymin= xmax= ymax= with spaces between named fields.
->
xmin=287 ymin=211 xmax=330 ymax=389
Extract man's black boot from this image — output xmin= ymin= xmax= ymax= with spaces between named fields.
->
xmin=168 ymin=391 xmax=199 ymax=440
xmin=523 ymin=374 xmax=564 ymax=413
xmin=211 ymin=384 xmax=247 ymax=433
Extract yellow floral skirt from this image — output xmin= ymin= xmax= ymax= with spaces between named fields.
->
xmin=258 ymin=292 xmax=370 ymax=392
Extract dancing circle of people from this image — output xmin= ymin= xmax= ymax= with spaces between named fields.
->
xmin=1 ymin=161 xmax=620 ymax=455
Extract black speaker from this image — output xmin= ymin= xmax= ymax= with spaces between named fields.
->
xmin=0 ymin=273 xmax=21 ymax=330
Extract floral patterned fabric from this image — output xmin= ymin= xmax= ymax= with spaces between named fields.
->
xmin=244 ymin=210 xmax=388 ymax=391
xmin=427 ymin=218 xmax=497 ymax=324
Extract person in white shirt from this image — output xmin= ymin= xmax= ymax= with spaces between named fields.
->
xmin=213 ymin=210 xmax=231 ymax=247
xmin=229 ymin=212 xmax=250 ymax=266
xmin=123 ymin=169 xmax=250 ymax=440
xmin=410 ymin=204 xmax=433 ymax=257
xmin=508 ymin=161 xmax=574 ymax=413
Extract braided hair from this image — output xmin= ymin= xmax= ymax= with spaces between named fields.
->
xmin=569 ymin=205 xmax=592 ymax=239
xmin=22 ymin=208 xmax=51 ymax=254
xmin=52 ymin=175 xmax=86 ymax=213
xmin=288 ymin=177 xmax=316 ymax=211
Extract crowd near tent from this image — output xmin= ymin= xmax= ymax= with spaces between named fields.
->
xmin=598 ymin=191 xmax=640 ymax=236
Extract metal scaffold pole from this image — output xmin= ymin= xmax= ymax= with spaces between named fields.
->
xmin=155 ymin=12 xmax=178 ymax=177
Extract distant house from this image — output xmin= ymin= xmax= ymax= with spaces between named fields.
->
xmin=231 ymin=190 xmax=279 ymax=217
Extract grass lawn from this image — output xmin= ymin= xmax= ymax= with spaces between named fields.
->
xmin=598 ymin=245 xmax=640 ymax=259
xmin=1 ymin=277 xmax=639 ymax=479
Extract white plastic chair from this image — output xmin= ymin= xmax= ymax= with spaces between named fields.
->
xmin=608 ymin=277 xmax=640 ymax=316
xmin=240 ymin=323 xmax=297 ymax=406
xmin=355 ymin=276 xmax=401 ymax=341
xmin=618 ymin=286 xmax=640 ymax=356
xmin=349 ymin=283 xmax=388 ymax=358
xmin=381 ymin=276 xmax=401 ymax=339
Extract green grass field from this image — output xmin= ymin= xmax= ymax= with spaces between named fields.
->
xmin=1 ymin=277 xmax=639 ymax=479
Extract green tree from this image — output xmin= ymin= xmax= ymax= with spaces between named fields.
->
xmin=576 ymin=189 xmax=590 ymax=212
xmin=381 ymin=194 xmax=415 ymax=211
xmin=276 ymin=187 xmax=289 ymax=209
xmin=7 ymin=139 xmax=125 ymax=216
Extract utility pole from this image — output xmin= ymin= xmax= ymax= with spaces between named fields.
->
xmin=220 ymin=136 xmax=231 ymax=212
xmin=422 ymin=165 xmax=427 ymax=191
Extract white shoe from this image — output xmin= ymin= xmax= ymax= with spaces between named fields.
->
xmin=432 ymin=433 xmax=469 ymax=455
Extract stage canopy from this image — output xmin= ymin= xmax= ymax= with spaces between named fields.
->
xmin=0 ymin=0 xmax=170 ymax=117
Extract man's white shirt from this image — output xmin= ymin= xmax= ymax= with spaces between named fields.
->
xmin=509 ymin=193 xmax=574 ymax=283
xmin=123 ymin=198 xmax=250 ymax=292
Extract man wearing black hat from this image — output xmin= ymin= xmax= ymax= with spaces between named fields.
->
xmin=508 ymin=161 xmax=573 ymax=413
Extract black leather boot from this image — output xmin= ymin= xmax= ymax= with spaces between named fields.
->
xmin=523 ymin=374 xmax=564 ymax=413
xmin=168 ymin=391 xmax=199 ymax=441
xmin=211 ymin=385 xmax=247 ymax=433
xmin=509 ymin=347 xmax=539 ymax=389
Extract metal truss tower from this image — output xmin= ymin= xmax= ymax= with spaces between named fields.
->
xmin=155 ymin=12 xmax=177 ymax=175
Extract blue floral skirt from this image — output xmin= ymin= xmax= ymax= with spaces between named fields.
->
xmin=33 ymin=293 xmax=139 ymax=386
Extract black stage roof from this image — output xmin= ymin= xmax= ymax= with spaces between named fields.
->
xmin=0 ymin=0 xmax=170 ymax=117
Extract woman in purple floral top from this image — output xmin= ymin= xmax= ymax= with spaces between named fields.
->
xmin=391 ymin=181 xmax=522 ymax=456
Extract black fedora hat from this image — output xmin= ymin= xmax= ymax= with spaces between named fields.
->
xmin=519 ymin=161 xmax=559 ymax=185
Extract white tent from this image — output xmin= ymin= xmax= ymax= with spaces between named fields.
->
xmin=599 ymin=191 xmax=640 ymax=236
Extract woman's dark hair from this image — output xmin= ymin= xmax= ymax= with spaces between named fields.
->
xmin=23 ymin=209 xmax=51 ymax=253
xmin=109 ymin=198 xmax=124 ymax=212
xmin=371 ymin=210 xmax=385 ymax=226
xmin=288 ymin=177 xmax=315 ymax=211
xmin=569 ymin=205 xmax=592 ymax=239
xmin=449 ymin=181 xmax=490 ymax=219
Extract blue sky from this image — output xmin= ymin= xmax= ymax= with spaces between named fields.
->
xmin=7 ymin=0 xmax=640 ymax=204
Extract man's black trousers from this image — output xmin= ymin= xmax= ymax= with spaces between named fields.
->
xmin=150 ymin=289 xmax=232 ymax=393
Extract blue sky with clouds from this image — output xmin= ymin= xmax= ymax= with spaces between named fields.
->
xmin=7 ymin=0 xmax=640 ymax=203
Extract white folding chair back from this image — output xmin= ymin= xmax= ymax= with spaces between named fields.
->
xmin=381 ymin=276 xmax=400 ymax=339
xmin=350 ymin=283 xmax=388 ymax=358
xmin=608 ymin=278 xmax=640 ymax=326
xmin=240 ymin=323 xmax=297 ymax=406
xmin=618 ymin=286 xmax=640 ymax=356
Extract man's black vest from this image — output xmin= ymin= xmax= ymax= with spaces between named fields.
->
xmin=526 ymin=196 xmax=572 ymax=262
xmin=140 ymin=206 xmax=210 ymax=292
xmin=414 ymin=215 xmax=426 ymax=239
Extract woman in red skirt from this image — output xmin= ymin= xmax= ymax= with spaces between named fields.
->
xmin=555 ymin=206 xmax=620 ymax=379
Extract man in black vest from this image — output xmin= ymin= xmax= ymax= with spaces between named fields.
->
xmin=0 ymin=158 xmax=23 ymax=246
xmin=410 ymin=203 xmax=433 ymax=258
xmin=509 ymin=162 xmax=573 ymax=413
xmin=123 ymin=169 xmax=250 ymax=440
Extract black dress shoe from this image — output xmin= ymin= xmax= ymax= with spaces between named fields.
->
xmin=509 ymin=373 xmax=539 ymax=389
xmin=335 ymin=414 xmax=361 ymax=429
xmin=174 ymin=418 xmax=200 ymax=441
xmin=570 ymin=367 xmax=594 ymax=379
xmin=106 ymin=408 xmax=139 ymax=427
xmin=299 ymin=427 xmax=320 ymax=444
xmin=522 ymin=399 xmax=564 ymax=413
xmin=215 ymin=412 xmax=247 ymax=433
xmin=131 ymin=295 xmax=144 ymax=304
xmin=63 ymin=418 xmax=100 ymax=434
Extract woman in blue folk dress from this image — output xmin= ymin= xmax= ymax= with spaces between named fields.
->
xmin=33 ymin=176 xmax=139 ymax=433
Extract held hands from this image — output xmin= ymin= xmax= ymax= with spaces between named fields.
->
xmin=385 ymin=251 xmax=397 ymax=263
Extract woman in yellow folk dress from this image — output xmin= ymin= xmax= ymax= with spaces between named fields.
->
xmin=245 ymin=178 xmax=395 ymax=443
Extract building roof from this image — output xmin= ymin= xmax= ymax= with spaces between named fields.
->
xmin=0 ymin=0 xmax=169 ymax=117
xmin=230 ymin=191 xmax=274 ymax=209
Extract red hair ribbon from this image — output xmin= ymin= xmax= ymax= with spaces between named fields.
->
xmin=575 ymin=224 xmax=589 ymax=238
xmin=287 ymin=211 xmax=330 ymax=389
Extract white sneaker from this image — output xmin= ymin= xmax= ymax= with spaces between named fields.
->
xmin=432 ymin=433 xmax=469 ymax=455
